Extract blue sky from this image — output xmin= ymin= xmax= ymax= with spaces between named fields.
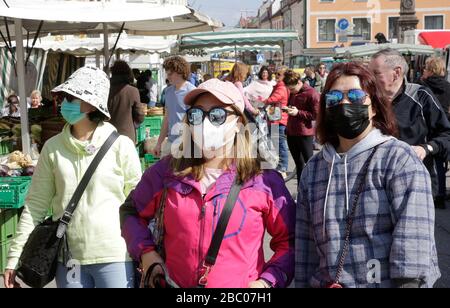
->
xmin=188 ymin=0 xmax=262 ymax=27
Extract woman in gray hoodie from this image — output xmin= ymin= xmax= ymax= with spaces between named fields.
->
xmin=295 ymin=62 xmax=440 ymax=288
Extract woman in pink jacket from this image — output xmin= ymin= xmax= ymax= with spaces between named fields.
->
xmin=120 ymin=78 xmax=295 ymax=288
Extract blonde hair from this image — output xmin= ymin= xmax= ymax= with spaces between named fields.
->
xmin=31 ymin=90 xmax=42 ymax=99
xmin=277 ymin=66 xmax=289 ymax=76
xmin=230 ymin=63 xmax=249 ymax=82
xmin=170 ymin=104 xmax=262 ymax=184
xmin=425 ymin=56 xmax=446 ymax=77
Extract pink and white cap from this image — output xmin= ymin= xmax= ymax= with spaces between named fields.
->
xmin=184 ymin=78 xmax=245 ymax=113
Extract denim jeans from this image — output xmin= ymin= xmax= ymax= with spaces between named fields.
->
xmin=56 ymin=262 xmax=135 ymax=288
xmin=269 ymin=124 xmax=289 ymax=172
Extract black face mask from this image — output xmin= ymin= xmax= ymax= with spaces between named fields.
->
xmin=326 ymin=104 xmax=371 ymax=140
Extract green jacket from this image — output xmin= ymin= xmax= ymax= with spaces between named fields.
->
xmin=7 ymin=122 xmax=142 ymax=269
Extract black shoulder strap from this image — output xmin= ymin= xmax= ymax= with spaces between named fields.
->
xmin=56 ymin=131 xmax=120 ymax=238
xmin=205 ymin=180 xmax=242 ymax=266
xmin=197 ymin=179 xmax=242 ymax=287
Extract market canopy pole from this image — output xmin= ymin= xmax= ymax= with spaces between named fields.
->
xmin=103 ymin=23 xmax=109 ymax=73
xmin=14 ymin=18 xmax=30 ymax=155
xmin=95 ymin=51 xmax=101 ymax=68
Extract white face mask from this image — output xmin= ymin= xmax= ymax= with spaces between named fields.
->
xmin=192 ymin=117 xmax=239 ymax=155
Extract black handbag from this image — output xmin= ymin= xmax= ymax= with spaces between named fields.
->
xmin=16 ymin=131 xmax=119 ymax=288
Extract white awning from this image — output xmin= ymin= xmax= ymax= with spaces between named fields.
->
xmin=1 ymin=34 xmax=176 ymax=56
xmin=0 ymin=0 xmax=223 ymax=38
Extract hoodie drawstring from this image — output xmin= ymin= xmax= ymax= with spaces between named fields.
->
xmin=323 ymin=154 xmax=351 ymax=237
xmin=344 ymin=155 xmax=349 ymax=215
xmin=323 ymin=155 xmax=336 ymax=238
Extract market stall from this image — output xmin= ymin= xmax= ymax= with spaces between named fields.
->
xmin=0 ymin=0 xmax=223 ymax=155
xmin=179 ymin=29 xmax=298 ymax=65
xmin=334 ymin=43 xmax=436 ymax=58
xmin=334 ymin=43 xmax=438 ymax=82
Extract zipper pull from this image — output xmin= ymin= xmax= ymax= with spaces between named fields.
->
xmin=201 ymin=204 xmax=206 ymax=218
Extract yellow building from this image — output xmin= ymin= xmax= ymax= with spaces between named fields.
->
xmin=306 ymin=0 xmax=450 ymax=49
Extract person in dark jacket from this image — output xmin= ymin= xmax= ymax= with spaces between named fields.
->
xmin=421 ymin=56 xmax=450 ymax=120
xmin=370 ymin=49 xmax=450 ymax=209
xmin=284 ymin=70 xmax=320 ymax=181
xmin=302 ymin=66 xmax=317 ymax=89
xmin=420 ymin=56 xmax=450 ymax=208
xmin=108 ymin=60 xmax=146 ymax=144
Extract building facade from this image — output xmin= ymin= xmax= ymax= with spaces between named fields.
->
xmin=258 ymin=0 xmax=274 ymax=29
xmin=285 ymin=0 xmax=305 ymax=67
xmin=306 ymin=0 xmax=450 ymax=49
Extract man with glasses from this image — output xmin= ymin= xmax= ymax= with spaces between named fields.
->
xmin=369 ymin=48 xmax=450 ymax=209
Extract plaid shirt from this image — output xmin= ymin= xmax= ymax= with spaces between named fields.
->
xmin=295 ymin=130 xmax=441 ymax=288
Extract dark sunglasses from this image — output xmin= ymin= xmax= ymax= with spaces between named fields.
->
xmin=187 ymin=107 xmax=237 ymax=126
xmin=325 ymin=89 xmax=368 ymax=108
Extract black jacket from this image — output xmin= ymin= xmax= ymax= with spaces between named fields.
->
xmin=393 ymin=82 xmax=450 ymax=161
xmin=393 ymin=82 xmax=450 ymax=197
xmin=420 ymin=76 xmax=450 ymax=120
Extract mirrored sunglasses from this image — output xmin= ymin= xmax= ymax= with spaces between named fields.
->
xmin=325 ymin=89 xmax=368 ymax=108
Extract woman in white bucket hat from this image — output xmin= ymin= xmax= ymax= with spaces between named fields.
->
xmin=4 ymin=66 xmax=142 ymax=288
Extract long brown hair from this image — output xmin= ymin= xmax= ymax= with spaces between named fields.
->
xmin=316 ymin=62 xmax=398 ymax=147
xmin=170 ymin=102 xmax=262 ymax=184
xmin=228 ymin=63 xmax=249 ymax=83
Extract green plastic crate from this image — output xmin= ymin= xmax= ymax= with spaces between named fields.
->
xmin=0 ymin=209 xmax=18 ymax=243
xmin=144 ymin=116 xmax=164 ymax=128
xmin=136 ymin=124 xmax=145 ymax=143
xmin=145 ymin=128 xmax=161 ymax=138
xmin=144 ymin=154 xmax=159 ymax=164
xmin=0 ymin=139 xmax=12 ymax=155
xmin=0 ymin=177 xmax=32 ymax=209
xmin=141 ymin=154 xmax=159 ymax=172
xmin=144 ymin=116 xmax=163 ymax=138
xmin=1 ymin=239 xmax=11 ymax=274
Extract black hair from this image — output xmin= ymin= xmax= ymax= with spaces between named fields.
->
xmin=258 ymin=66 xmax=273 ymax=81
xmin=87 ymin=109 xmax=108 ymax=124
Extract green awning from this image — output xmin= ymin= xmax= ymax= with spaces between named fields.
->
xmin=208 ymin=45 xmax=282 ymax=54
xmin=335 ymin=43 xmax=436 ymax=58
xmin=179 ymin=29 xmax=298 ymax=50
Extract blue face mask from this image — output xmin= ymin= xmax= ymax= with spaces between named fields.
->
xmin=61 ymin=99 xmax=86 ymax=125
